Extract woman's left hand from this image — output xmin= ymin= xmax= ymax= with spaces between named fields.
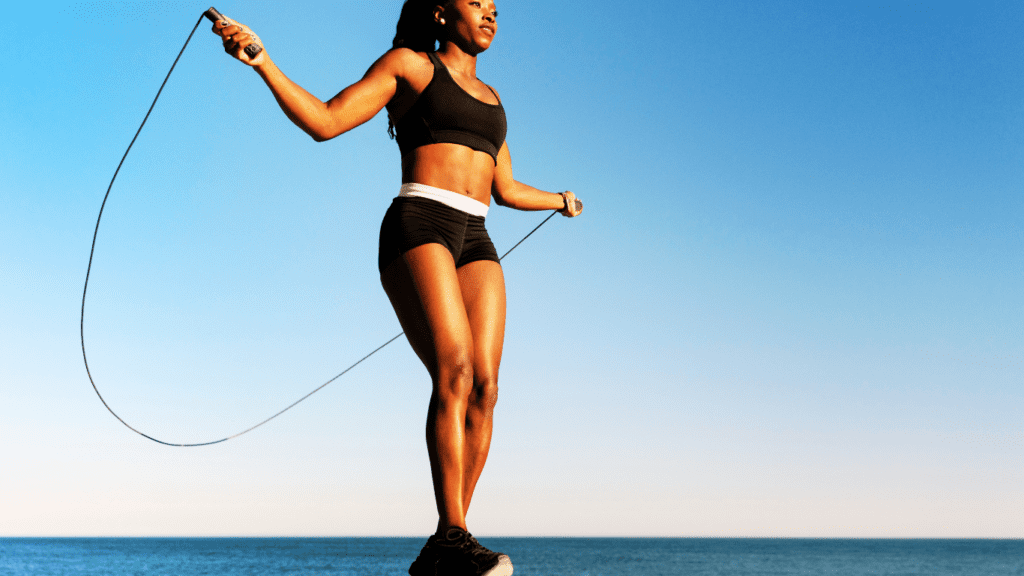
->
xmin=559 ymin=191 xmax=583 ymax=217
xmin=214 ymin=18 xmax=266 ymax=67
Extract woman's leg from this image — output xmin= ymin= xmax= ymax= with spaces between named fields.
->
xmin=456 ymin=259 xmax=506 ymax=515
xmin=381 ymin=243 xmax=475 ymax=532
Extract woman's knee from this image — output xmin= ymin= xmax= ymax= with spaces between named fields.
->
xmin=469 ymin=371 xmax=499 ymax=411
xmin=433 ymin=349 xmax=475 ymax=401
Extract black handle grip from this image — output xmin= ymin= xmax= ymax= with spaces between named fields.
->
xmin=204 ymin=7 xmax=263 ymax=59
xmin=203 ymin=7 xmax=226 ymax=23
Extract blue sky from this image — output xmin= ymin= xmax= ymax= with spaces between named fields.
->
xmin=1 ymin=0 xmax=1021 ymax=537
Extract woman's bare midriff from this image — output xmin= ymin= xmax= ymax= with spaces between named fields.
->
xmin=401 ymin=143 xmax=497 ymax=205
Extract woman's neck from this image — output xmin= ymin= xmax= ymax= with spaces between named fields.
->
xmin=437 ymin=43 xmax=479 ymax=78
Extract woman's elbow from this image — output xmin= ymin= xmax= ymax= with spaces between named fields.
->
xmin=493 ymin=191 xmax=518 ymax=208
xmin=310 ymin=128 xmax=345 ymax=143
xmin=307 ymin=123 xmax=337 ymax=142
xmin=305 ymin=119 xmax=345 ymax=142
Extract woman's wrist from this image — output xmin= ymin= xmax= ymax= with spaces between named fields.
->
xmin=253 ymin=55 xmax=278 ymax=77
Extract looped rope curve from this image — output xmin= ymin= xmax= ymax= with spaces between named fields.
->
xmin=81 ymin=13 xmax=558 ymax=447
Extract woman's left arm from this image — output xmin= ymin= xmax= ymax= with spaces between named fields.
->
xmin=491 ymin=142 xmax=583 ymax=217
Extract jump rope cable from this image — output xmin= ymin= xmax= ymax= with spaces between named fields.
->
xmin=81 ymin=14 xmax=559 ymax=447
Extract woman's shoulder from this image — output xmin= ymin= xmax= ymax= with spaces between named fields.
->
xmin=367 ymin=48 xmax=434 ymax=83
xmin=368 ymin=48 xmax=435 ymax=89
xmin=377 ymin=48 xmax=433 ymax=70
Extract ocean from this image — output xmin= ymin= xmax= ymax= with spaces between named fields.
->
xmin=1 ymin=537 xmax=1022 ymax=575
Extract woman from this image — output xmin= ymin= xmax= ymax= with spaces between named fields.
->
xmin=213 ymin=1 xmax=581 ymax=574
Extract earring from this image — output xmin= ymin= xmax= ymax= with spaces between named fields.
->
xmin=439 ymin=18 xmax=446 ymax=25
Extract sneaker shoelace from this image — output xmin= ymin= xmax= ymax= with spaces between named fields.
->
xmin=464 ymin=532 xmax=503 ymax=564
xmin=440 ymin=529 xmax=500 ymax=569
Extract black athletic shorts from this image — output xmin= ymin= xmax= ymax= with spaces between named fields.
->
xmin=378 ymin=196 xmax=500 ymax=273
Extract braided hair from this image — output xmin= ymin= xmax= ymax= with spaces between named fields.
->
xmin=389 ymin=0 xmax=451 ymax=138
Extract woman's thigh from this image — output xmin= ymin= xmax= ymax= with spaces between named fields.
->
xmin=380 ymin=242 xmax=473 ymax=381
xmin=456 ymin=260 xmax=506 ymax=378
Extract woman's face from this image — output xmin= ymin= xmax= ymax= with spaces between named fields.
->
xmin=439 ymin=0 xmax=498 ymax=53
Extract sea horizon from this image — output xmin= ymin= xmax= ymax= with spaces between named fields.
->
xmin=3 ymin=535 xmax=1021 ymax=539
xmin=4 ymin=536 xmax=1023 ymax=575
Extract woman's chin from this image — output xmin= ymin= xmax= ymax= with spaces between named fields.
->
xmin=472 ymin=33 xmax=495 ymax=52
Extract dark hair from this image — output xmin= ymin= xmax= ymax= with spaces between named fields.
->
xmin=392 ymin=0 xmax=449 ymax=53
xmin=389 ymin=0 xmax=450 ymax=138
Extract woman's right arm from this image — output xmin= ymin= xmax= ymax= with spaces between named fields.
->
xmin=214 ymin=19 xmax=404 ymax=142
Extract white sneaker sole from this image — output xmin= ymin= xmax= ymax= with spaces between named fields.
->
xmin=482 ymin=555 xmax=513 ymax=576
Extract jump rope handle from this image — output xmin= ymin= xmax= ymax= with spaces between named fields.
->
xmin=561 ymin=192 xmax=582 ymax=214
xmin=204 ymin=7 xmax=263 ymax=58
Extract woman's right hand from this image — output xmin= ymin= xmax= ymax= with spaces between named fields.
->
xmin=212 ymin=17 xmax=266 ymax=67
xmin=559 ymin=191 xmax=583 ymax=217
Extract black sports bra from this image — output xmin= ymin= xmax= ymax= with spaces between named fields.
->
xmin=394 ymin=52 xmax=507 ymax=164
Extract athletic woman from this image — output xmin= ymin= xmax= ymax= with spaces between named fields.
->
xmin=213 ymin=1 xmax=581 ymax=574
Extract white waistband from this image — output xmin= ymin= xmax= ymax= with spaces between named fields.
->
xmin=399 ymin=183 xmax=489 ymax=218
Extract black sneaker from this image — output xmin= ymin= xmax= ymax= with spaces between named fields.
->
xmin=408 ymin=534 xmax=442 ymax=576
xmin=434 ymin=527 xmax=513 ymax=576
xmin=465 ymin=532 xmax=512 ymax=569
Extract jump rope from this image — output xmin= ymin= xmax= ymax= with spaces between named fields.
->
xmin=81 ymin=8 xmax=574 ymax=447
